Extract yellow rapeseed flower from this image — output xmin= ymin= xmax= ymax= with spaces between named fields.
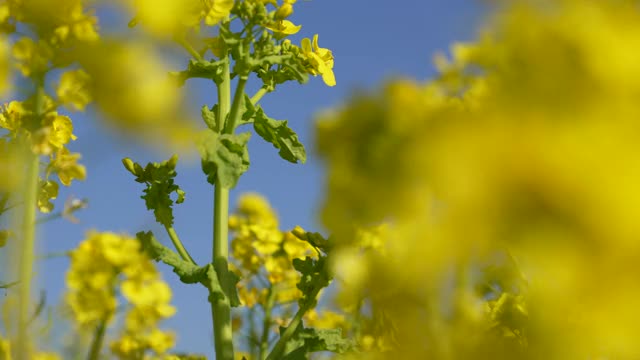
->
xmin=56 ymin=69 xmax=92 ymax=111
xmin=301 ymin=34 xmax=335 ymax=86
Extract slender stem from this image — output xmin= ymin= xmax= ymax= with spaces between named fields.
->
xmin=87 ymin=316 xmax=109 ymax=360
xmin=211 ymin=39 xmax=235 ymax=360
xmin=165 ymin=225 xmax=196 ymax=265
xmin=250 ymin=87 xmax=270 ymax=105
xmin=259 ymin=287 xmax=276 ymax=360
xmin=17 ymin=81 xmax=45 ymax=360
xmin=265 ymin=285 xmax=323 ymax=360
xmin=177 ymin=36 xmax=204 ymax=62
xmin=224 ymin=77 xmax=248 ymax=134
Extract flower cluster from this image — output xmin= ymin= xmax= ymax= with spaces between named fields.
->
xmin=66 ymin=231 xmax=176 ymax=358
xmin=230 ymin=193 xmax=316 ymax=306
xmin=317 ymin=0 xmax=640 ymax=358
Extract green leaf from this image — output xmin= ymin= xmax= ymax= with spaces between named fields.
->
xmin=198 ymin=131 xmax=251 ymax=188
xmin=293 ymin=256 xmax=331 ymax=307
xmin=122 ymin=155 xmax=185 ymax=227
xmin=281 ymin=325 xmax=356 ymax=359
xmin=201 ymin=104 xmax=219 ymax=131
xmin=252 ymin=107 xmax=306 ymax=164
xmin=169 ymin=59 xmax=226 ymax=86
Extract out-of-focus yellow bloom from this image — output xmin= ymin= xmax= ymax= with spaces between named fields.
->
xmin=317 ymin=1 xmax=640 ymax=358
xmin=0 ymin=336 xmax=10 ymax=360
xmin=56 ymin=69 xmax=91 ymax=111
xmin=230 ymin=193 xmax=315 ymax=308
xmin=32 ymin=353 xmax=62 ymax=360
xmin=52 ymin=3 xmax=99 ymax=43
xmin=0 ymin=36 xmax=9 ymax=95
xmin=77 ymin=41 xmax=193 ymax=146
xmin=12 ymin=37 xmax=52 ymax=77
xmin=301 ymin=34 xmax=335 ymax=86
xmin=204 ymin=0 xmax=234 ymax=26
xmin=131 ymin=0 xmax=202 ymax=36
xmin=0 ymin=101 xmax=25 ymax=133
xmin=30 ymin=113 xmax=77 ymax=155
xmin=66 ymin=231 xmax=176 ymax=357
xmin=47 ymin=148 xmax=86 ymax=186
xmin=37 ymin=179 xmax=58 ymax=213
xmin=304 ymin=309 xmax=347 ymax=330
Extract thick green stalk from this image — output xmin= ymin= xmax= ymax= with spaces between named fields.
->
xmin=16 ymin=150 xmax=38 ymax=360
xmin=17 ymin=81 xmax=45 ymax=360
xmin=211 ymin=52 xmax=234 ymax=360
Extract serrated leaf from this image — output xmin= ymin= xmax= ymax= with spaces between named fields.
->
xmin=201 ymin=104 xmax=218 ymax=131
xmin=252 ymin=108 xmax=306 ymax=164
xmin=198 ymin=131 xmax=251 ymax=188
xmin=123 ymin=156 xmax=185 ymax=227
xmin=281 ymin=325 xmax=356 ymax=358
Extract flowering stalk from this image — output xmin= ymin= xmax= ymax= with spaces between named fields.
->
xmin=212 ymin=44 xmax=234 ymax=360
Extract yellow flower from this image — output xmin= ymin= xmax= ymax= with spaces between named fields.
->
xmin=37 ymin=179 xmax=58 ymax=213
xmin=204 ymin=0 xmax=234 ymax=26
xmin=132 ymin=0 xmax=202 ymax=36
xmin=304 ymin=309 xmax=347 ymax=330
xmin=301 ymin=34 xmax=335 ymax=86
xmin=0 ymin=101 xmax=26 ymax=132
xmin=57 ymin=69 xmax=92 ymax=111
xmin=266 ymin=19 xmax=301 ymax=38
xmin=48 ymin=148 xmax=86 ymax=186
xmin=53 ymin=3 xmax=99 ymax=43
xmin=11 ymin=37 xmax=52 ymax=77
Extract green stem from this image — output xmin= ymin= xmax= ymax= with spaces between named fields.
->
xmin=87 ymin=316 xmax=109 ymax=360
xmin=259 ymin=287 xmax=277 ymax=360
xmin=250 ymin=86 xmax=270 ymax=105
xmin=211 ymin=43 xmax=234 ymax=360
xmin=177 ymin=36 xmax=204 ymax=62
xmin=165 ymin=225 xmax=196 ymax=265
xmin=224 ymin=77 xmax=248 ymax=134
xmin=265 ymin=285 xmax=323 ymax=360
xmin=16 ymin=81 xmax=45 ymax=360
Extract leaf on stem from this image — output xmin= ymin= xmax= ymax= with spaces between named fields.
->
xmin=244 ymin=100 xmax=306 ymax=164
xmin=280 ymin=325 xmax=357 ymax=359
xmin=122 ymin=155 xmax=185 ymax=227
xmin=198 ymin=130 xmax=251 ymax=188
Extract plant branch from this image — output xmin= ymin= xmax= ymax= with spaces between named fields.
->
xmin=165 ymin=225 xmax=197 ymax=265
xmin=265 ymin=284 xmax=323 ymax=360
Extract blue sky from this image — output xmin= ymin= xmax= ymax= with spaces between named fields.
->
xmin=33 ymin=0 xmax=487 ymax=356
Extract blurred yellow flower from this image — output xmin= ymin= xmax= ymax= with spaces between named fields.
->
xmin=56 ymin=69 xmax=92 ymax=111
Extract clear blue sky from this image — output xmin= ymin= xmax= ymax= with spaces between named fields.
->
xmin=35 ymin=1 xmax=487 ymax=356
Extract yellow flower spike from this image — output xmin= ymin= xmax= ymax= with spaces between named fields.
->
xmin=57 ymin=69 xmax=92 ymax=111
